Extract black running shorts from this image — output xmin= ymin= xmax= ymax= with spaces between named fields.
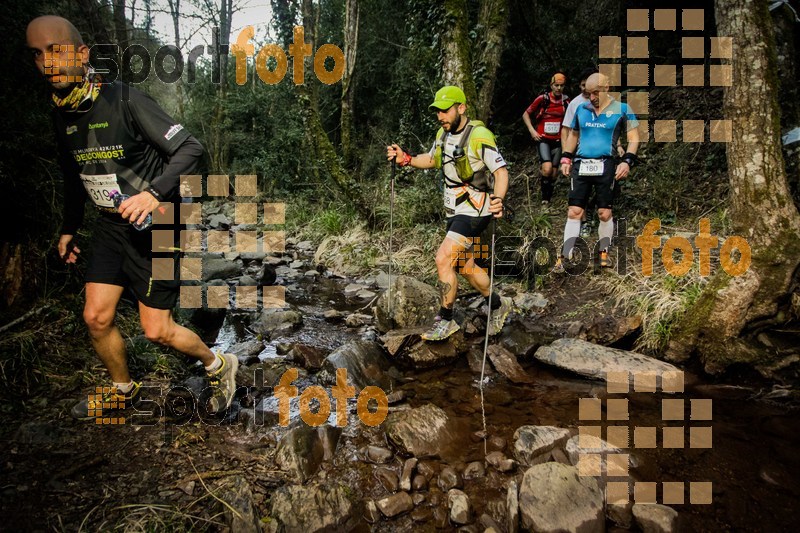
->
xmin=86 ymin=217 xmax=180 ymax=309
xmin=568 ymin=158 xmax=616 ymax=209
xmin=537 ymin=138 xmax=562 ymax=165
xmin=445 ymin=214 xmax=493 ymax=249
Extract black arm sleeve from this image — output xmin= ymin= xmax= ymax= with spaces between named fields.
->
xmin=148 ymin=136 xmax=204 ymax=200
xmin=58 ymin=148 xmax=87 ymax=235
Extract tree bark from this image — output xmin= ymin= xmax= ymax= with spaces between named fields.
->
xmin=668 ymin=0 xmax=800 ymax=377
xmin=166 ymin=0 xmax=185 ymax=120
xmin=441 ymin=0 xmax=478 ymax=114
xmin=340 ymin=0 xmax=359 ymax=165
xmin=474 ymin=0 xmax=508 ymax=123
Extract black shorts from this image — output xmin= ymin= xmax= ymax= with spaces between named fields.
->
xmin=568 ymin=158 xmax=616 ymax=209
xmin=537 ymin=138 xmax=562 ymax=165
xmin=445 ymin=214 xmax=493 ymax=249
xmin=86 ymin=216 xmax=180 ymax=309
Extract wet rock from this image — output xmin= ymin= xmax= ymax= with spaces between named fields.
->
xmin=275 ymin=266 xmax=301 ymax=279
xmin=513 ymin=426 xmax=571 ymax=466
xmin=364 ymin=500 xmax=381 ymax=523
xmin=486 ymin=451 xmax=516 ymax=473
xmin=208 ymin=213 xmax=230 ymax=229
xmin=356 ymin=289 xmax=377 ymax=299
xmin=497 ymin=324 xmax=544 ymax=358
xmin=318 ymin=340 xmax=394 ymax=392
xmin=487 ymin=345 xmax=535 ymax=383
xmin=385 ymin=404 xmax=452 ymax=458
xmin=290 ymin=344 xmax=327 ymax=370
xmin=297 ymin=240 xmax=314 ymax=252
xmin=345 ymin=313 xmax=373 ymax=328
xmin=387 ymin=390 xmax=406 ymax=404
xmin=400 ymin=458 xmax=417 ymax=491
xmin=412 ymin=493 xmax=426 ymax=506
xmin=438 ymin=466 xmax=463 ymax=491
xmin=448 ymin=489 xmax=473 ymax=525
xmin=290 ymin=260 xmax=304 ymax=269
xmin=202 ymin=256 xmax=241 ymax=281
xmin=254 ymin=307 xmax=303 ymax=335
xmin=220 ymin=475 xmax=260 ymax=533
xmin=412 ymin=475 xmax=428 ymax=491
xmin=585 ymin=315 xmax=642 ymax=346
xmin=463 ymin=461 xmax=486 ymax=480
xmin=519 ymin=463 xmax=603 ymax=533
xmin=411 ymin=507 xmax=433 ymax=522
xmin=506 ymin=481 xmax=519 ymax=533
xmin=269 ymin=482 xmax=358 ymax=532
xmin=550 ymin=447 xmax=571 ymax=465
xmin=633 ymin=503 xmax=678 ymax=533
xmin=514 ymin=292 xmax=549 ymax=312
xmin=376 ymin=491 xmax=414 ymax=518
xmin=365 ymin=445 xmax=393 ymax=464
xmin=228 ymin=340 xmax=265 ymax=364
xmin=323 ymin=309 xmax=344 ymax=322
xmin=479 ymin=513 xmax=503 ymax=531
xmin=417 ymin=460 xmax=438 ymax=480
xmin=381 ymin=327 xmax=467 ymax=369
xmin=564 ymin=434 xmax=630 ymax=467
xmin=275 ymin=424 xmax=342 ymax=482
xmin=608 ymin=500 xmax=634 ymax=529
xmin=375 ymin=467 xmax=400 ymax=493
xmin=304 ymin=270 xmax=319 ymax=278
xmin=344 ymin=283 xmax=367 ymax=297
xmin=375 ymin=275 xmax=440 ymax=332
xmin=534 ymin=338 xmax=681 ymax=389
xmin=488 ymin=435 xmax=507 ymax=452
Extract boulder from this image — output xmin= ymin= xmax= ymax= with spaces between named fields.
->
xmin=448 ymin=489 xmax=473 ymax=525
xmin=290 ymin=344 xmax=328 ymax=370
xmin=513 ymin=426 xmax=571 ymax=466
xmin=385 ymin=403 xmax=453 ymax=458
xmin=633 ymin=503 xmax=679 ymax=533
xmin=202 ymin=256 xmax=242 ymax=281
xmin=534 ymin=338 xmax=682 ymax=388
xmin=518 ymin=463 xmax=604 ymax=533
xmin=374 ymin=275 xmax=440 ymax=332
xmin=585 ymin=314 xmax=643 ymax=346
xmin=487 ymin=345 xmax=535 ymax=383
xmin=269 ymin=483 xmax=358 ymax=532
xmin=220 ymin=476 xmax=260 ymax=533
xmin=254 ymin=307 xmax=302 ymax=335
xmin=275 ymin=424 xmax=342 ymax=482
xmin=381 ymin=327 xmax=467 ymax=369
xmin=376 ymin=492 xmax=413 ymax=518
xmin=317 ymin=340 xmax=394 ymax=392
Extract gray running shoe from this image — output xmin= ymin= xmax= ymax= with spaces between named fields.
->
xmin=206 ymin=353 xmax=239 ymax=414
xmin=421 ymin=317 xmax=460 ymax=341
xmin=488 ymin=296 xmax=513 ymax=336
xmin=71 ymin=382 xmax=142 ymax=421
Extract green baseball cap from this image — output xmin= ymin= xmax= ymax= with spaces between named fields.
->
xmin=429 ymin=85 xmax=466 ymax=111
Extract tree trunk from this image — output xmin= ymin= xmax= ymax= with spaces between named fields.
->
xmin=667 ymin=0 xmax=800 ymax=377
xmin=166 ymin=0 xmax=185 ymax=120
xmin=474 ymin=0 xmax=508 ymax=123
xmin=340 ymin=0 xmax=359 ymax=165
xmin=209 ymin=0 xmax=233 ymax=172
xmin=441 ymin=0 xmax=478 ymax=114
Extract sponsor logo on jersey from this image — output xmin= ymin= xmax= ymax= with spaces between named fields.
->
xmin=165 ymin=124 xmax=184 ymax=141
xmin=89 ymin=122 xmax=109 ymax=130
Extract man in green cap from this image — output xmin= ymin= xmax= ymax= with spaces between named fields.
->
xmin=387 ymin=86 xmax=512 ymax=341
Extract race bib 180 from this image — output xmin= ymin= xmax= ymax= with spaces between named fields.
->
xmin=578 ymin=159 xmax=604 ymax=176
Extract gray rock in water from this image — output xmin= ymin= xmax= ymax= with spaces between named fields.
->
xmin=275 ymin=424 xmax=342 ymax=482
xmin=487 ymin=345 xmax=535 ymax=383
xmin=343 ymin=283 xmax=367 ymax=297
xmin=364 ymin=500 xmax=381 ymax=523
xmin=519 ymin=463 xmax=604 ymax=533
xmin=381 ymin=327 xmax=467 ymax=369
xmin=317 ymin=340 xmax=394 ymax=392
xmin=513 ymin=426 xmax=571 ymax=466
xmin=400 ymin=458 xmax=417 ymax=491
xmin=564 ymin=434 xmax=632 ymax=468
xmin=376 ymin=491 xmax=414 ymax=518
xmin=208 ymin=213 xmax=230 ymax=229
xmin=633 ymin=503 xmax=678 ymax=533
xmin=437 ymin=466 xmax=462 ymax=491
xmin=202 ymin=256 xmax=242 ymax=281
xmin=290 ymin=344 xmax=328 ymax=370
xmin=385 ymin=403 xmax=452 ymax=458
xmin=506 ymin=480 xmax=519 ymax=533
xmin=254 ymin=307 xmax=302 ymax=335
xmin=463 ymin=461 xmax=486 ymax=480
xmin=229 ymin=340 xmax=264 ymax=364
xmin=364 ymin=445 xmax=393 ymax=464
xmin=269 ymin=482 xmax=358 ymax=532
xmin=374 ymin=275 xmax=440 ymax=332
xmin=356 ymin=289 xmax=377 ymax=300
xmin=345 ymin=313 xmax=373 ymax=328
xmin=220 ymin=475 xmax=260 ymax=533
xmin=448 ymin=489 xmax=473 ymax=525
xmin=486 ymin=451 xmax=516 ymax=473
xmin=534 ymin=338 xmax=682 ymax=389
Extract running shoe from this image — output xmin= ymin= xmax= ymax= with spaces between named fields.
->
xmin=206 ymin=353 xmax=239 ymax=414
xmin=421 ymin=316 xmax=460 ymax=341
xmin=71 ymin=382 xmax=142 ymax=421
xmin=488 ymin=296 xmax=513 ymax=336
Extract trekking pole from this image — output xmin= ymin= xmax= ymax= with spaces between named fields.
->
xmin=479 ymin=191 xmax=499 ymax=458
xmin=388 ymin=160 xmax=396 ymax=330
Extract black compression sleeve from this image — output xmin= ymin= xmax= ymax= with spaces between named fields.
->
xmin=148 ymin=137 xmax=204 ymax=200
